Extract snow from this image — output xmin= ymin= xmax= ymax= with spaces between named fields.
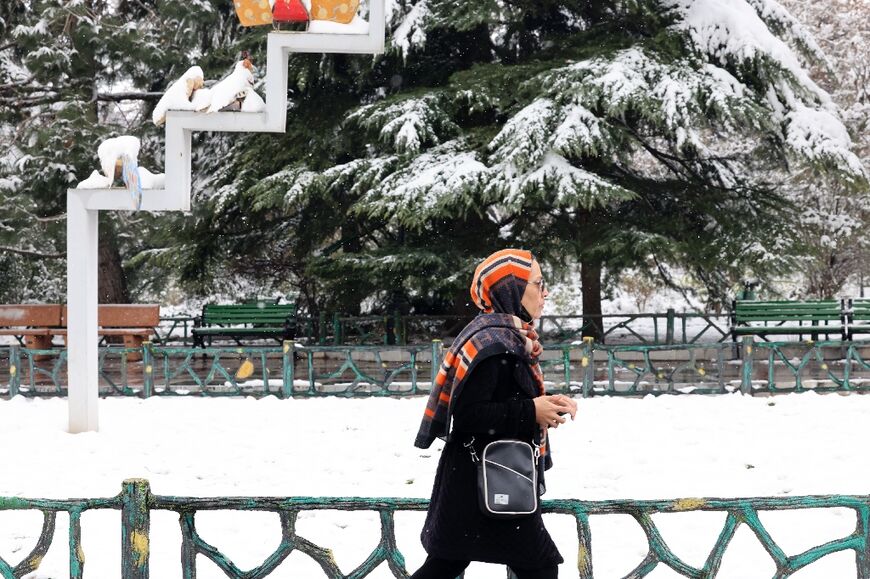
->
xmin=665 ymin=0 xmax=827 ymax=101
xmin=307 ymin=14 xmax=370 ymax=34
xmin=151 ymin=66 xmax=204 ymax=126
xmin=786 ymin=103 xmax=866 ymax=175
xmin=191 ymin=87 xmax=213 ymax=111
xmin=241 ymin=87 xmax=267 ymax=113
xmin=391 ymin=0 xmax=428 ymax=56
xmin=138 ymin=167 xmax=165 ymax=190
xmin=1 ymin=393 xmax=867 ymax=577
xmin=75 ymin=169 xmax=112 ymax=189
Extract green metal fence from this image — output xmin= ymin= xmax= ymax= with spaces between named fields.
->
xmin=1 ymin=479 xmax=868 ymax=578
xmin=2 ymin=338 xmax=870 ymax=398
xmin=292 ymin=311 xmax=731 ymax=346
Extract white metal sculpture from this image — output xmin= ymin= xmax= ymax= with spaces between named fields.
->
xmin=65 ymin=4 xmax=385 ymax=432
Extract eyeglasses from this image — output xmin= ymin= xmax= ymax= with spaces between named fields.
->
xmin=530 ymin=278 xmax=546 ymax=294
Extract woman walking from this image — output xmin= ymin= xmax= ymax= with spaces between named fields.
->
xmin=412 ymin=249 xmax=577 ymax=579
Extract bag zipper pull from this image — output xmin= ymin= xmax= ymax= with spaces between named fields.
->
xmin=464 ymin=436 xmax=479 ymax=463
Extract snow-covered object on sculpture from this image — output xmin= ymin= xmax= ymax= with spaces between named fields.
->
xmin=190 ymin=87 xmax=213 ymax=112
xmin=240 ymin=88 xmax=266 ymax=113
xmin=151 ymin=66 xmax=205 ymax=126
xmin=206 ymin=59 xmax=255 ymax=113
xmin=97 ymin=135 xmax=140 ymax=186
xmin=75 ymin=170 xmax=112 ymax=189
xmin=138 ymin=167 xmax=166 ymax=190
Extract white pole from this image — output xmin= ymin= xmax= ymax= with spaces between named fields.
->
xmin=66 ymin=192 xmax=100 ymax=433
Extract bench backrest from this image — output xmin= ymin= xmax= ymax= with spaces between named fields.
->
xmin=850 ymin=298 xmax=870 ymax=322
xmin=0 ymin=305 xmax=63 ymax=327
xmin=60 ymin=304 xmax=160 ymax=328
xmin=202 ymin=303 xmax=296 ymax=326
xmin=734 ymin=300 xmax=842 ymax=323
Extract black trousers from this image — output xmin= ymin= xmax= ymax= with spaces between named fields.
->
xmin=410 ymin=556 xmax=558 ymax=579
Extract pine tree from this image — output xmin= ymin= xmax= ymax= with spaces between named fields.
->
xmin=179 ymin=0 xmax=865 ymax=329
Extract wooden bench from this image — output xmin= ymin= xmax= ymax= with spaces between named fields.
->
xmin=192 ymin=303 xmax=297 ymax=347
xmin=847 ymin=298 xmax=870 ymax=340
xmin=0 ymin=304 xmax=159 ymax=353
xmin=731 ymin=299 xmax=845 ymax=341
xmin=0 ymin=304 xmax=63 ymax=350
xmin=51 ymin=304 xmax=160 ymax=351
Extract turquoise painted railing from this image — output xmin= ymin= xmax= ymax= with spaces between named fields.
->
xmin=1 ymin=479 xmax=868 ymax=578
xmin=2 ymin=338 xmax=870 ymax=398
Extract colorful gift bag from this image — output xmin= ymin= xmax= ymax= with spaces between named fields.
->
xmin=234 ymin=0 xmax=273 ymax=26
xmin=310 ymin=0 xmax=359 ymax=24
xmin=273 ymin=0 xmax=309 ymax=22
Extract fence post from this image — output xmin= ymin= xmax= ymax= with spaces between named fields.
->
xmin=740 ymin=337 xmax=753 ymax=395
xmin=430 ymin=340 xmax=443 ymax=393
xmin=282 ymin=340 xmax=295 ymax=398
xmin=121 ymin=478 xmax=151 ymax=579
xmin=9 ymin=345 xmax=20 ymax=397
xmin=141 ymin=342 xmax=153 ymax=398
xmin=582 ymin=337 xmax=594 ymax=398
xmin=665 ymin=309 xmax=675 ymax=345
xmin=333 ymin=313 xmax=342 ymax=346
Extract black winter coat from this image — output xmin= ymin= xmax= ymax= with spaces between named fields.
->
xmin=420 ymin=353 xmax=563 ymax=567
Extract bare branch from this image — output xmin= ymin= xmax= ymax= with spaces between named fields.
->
xmin=0 ymin=245 xmax=65 ymax=259
xmin=97 ymin=91 xmax=163 ymax=102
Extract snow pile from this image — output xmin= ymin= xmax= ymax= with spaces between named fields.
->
xmin=0 ymin=394 xmax=867 ymax=578
xmin=391 ymin=0 xmax=429 ymax=56
xmin=308 ymin=14 xmax=369 ymax=33
xmin=207 ymin=59 xmax=255 ymax=113
xmin=786 ymin=103 xmax=866 ymax=176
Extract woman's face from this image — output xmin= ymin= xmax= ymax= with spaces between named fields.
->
xmin=521 ymin=260 xmax=548 ymax=320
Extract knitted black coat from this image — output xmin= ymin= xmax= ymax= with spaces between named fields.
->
xmin=419 ymin=353 xmax=563 ymax=567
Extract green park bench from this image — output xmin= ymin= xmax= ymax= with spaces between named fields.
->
xmin=192 ymin=303 xmax=297 ymax=347
xmin=847 ymin=298 xmax=870 ymax=340
xmin=730 ymin=299 xmax=845 ymax=342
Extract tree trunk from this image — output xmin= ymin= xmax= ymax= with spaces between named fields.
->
xmin=581 ymin=258 xmax=604 ymax=342
xmin=98 ymin=217 xmax=129 ymax=304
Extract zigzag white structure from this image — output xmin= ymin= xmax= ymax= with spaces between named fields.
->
xmin=66 ymin=6 xmax=385 ymax=432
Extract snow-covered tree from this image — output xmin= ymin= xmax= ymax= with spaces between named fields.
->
xmin=778 ymin=0 xmax=870 ymax=298
xmin=2 ymin=0 xmax=866 ymax=325
xmin=188 ymin=0 xmax=865 ymax=328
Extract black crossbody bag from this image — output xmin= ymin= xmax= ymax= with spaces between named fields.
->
xmin=465 ymin=436 xmax=543 ymax=519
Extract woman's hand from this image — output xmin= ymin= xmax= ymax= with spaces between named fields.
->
xmin=533 ymin=395 xmax=577 ymax=428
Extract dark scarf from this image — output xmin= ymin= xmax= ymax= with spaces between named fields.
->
xmin=414 ymin=249 xmax=552 ymax=467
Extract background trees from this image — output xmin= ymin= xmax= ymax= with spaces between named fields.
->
xmin=0 ymin=0 xmax=866 ymax=326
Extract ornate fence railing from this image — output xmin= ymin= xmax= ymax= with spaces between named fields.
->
xmin=290 ymin=311 xmax=731 ymax=346
xmin=1 ymin=479 xmax=868 ymax=578
xmin=2 ymin=338 xmax=870 ymax=398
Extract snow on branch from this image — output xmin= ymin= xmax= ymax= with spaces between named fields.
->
xmin=347 ymin=95 xmax=457 ymax=155
xmin=356 ymin=141 xmax=487 ymax=224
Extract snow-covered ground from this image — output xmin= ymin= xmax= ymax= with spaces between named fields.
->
xmin=1 ymin=394 xmax=867 ymax=578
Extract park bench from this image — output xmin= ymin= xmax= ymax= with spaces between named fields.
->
xmin=0 ymin=304 xmax=159 ymax=351
xmin=847 ymin=298 xmax=870 ymax=340
xmin=0 ymin=304 xmax=63 ymax=350
xmin=730 ymin=299 xmax=845 ymax=341
xmin=192 ymin=303 xmax=297 ymax=347
xmin=52 ymin=304 xmax=160 ymax=351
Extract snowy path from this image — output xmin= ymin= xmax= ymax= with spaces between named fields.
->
xmin=1 ymin=394 xmax=867 ymax=578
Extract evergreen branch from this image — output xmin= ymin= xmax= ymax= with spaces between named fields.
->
xmin=0 ymin=43 xmax=14 ymax=51
xmin=0 ymin=245 xmax=65 ymax=259
xmin=0 ymin=75 xmax=36 ymax=91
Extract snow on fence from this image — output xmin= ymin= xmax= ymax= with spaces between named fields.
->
xmin=2 ymin=339 xmax=870 ymax=398
xmin=2 ymin=478 xmax=870 ymax=578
